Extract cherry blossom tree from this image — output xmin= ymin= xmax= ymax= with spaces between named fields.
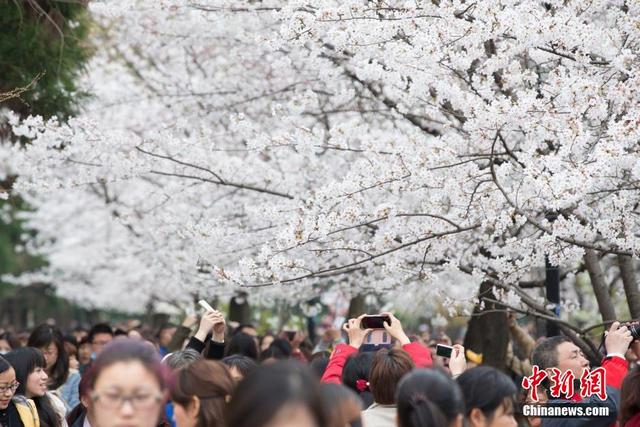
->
xmin=3 ymin=0 xmax=640 ymax=359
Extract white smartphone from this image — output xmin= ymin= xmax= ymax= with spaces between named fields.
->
xmin=198 ymin=300 xmax=215 ymax=312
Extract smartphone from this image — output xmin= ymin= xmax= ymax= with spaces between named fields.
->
xmin=198 ymin=300 xmax=215 ymax=312
xmin=436 ymin=344 xmax=453 ymax=358
xmin=360 ymin=315 xmax=391 ymax=329
xmin=285 ymin=330 xmax=296 ymax=340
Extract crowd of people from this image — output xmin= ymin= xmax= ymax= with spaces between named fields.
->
xmin=0 ymin=308 xmax=640 ymax=427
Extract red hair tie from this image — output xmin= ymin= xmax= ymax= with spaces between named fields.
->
xmin=356 ymin=379 xmax=369 ymax=392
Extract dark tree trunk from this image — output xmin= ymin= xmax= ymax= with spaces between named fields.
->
xmin=464 ymin=281 xmax=509 ymax=371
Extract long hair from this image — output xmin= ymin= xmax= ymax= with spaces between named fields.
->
xmin=170 ymin=360 xmax=234 ymax=427
xmin=4 ymin=347 xmax=62 ymax=427
xmin=620 ymin=369 xmax=640 ymax=425
xmin=28 ymin=324 xmax=70 ymax=389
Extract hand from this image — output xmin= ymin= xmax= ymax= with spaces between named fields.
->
xmin=448 ymin=344 xmax=467 ymax=377
xmin=382 ymin=312 xmax=410 ymax=346
xmin=194 ymin=310 xmax=220 ymax=342
xmin=343 ymin=315 xmax=373 ymax=349
xmin=507 ymin=312 xmax=516 ymax=328
xmin=211 ymin=311 xmax=226 ymax=343
xmin=182 ymin=314 xmax=198 ymax=328
xmin=605 ymin=321 xmax=633 ymax=355
xmin=291 ymin=331 xmax=305 ymax=350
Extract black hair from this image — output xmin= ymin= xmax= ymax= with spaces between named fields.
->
xmin=113 ymin=329 xmax=128 ymax=337
xmin=225 ymin=361 xmax=327 ymax=427
xmin=0 ymin=355 xmax=11 ymax=374
xmin=457 ymin=366 xmax=517 ymax=419
xmin=225 ymin=333 xmax=259 ymax=360
xmin=396 ymin=369 xmax=464 ymax=427
xmin=222 ymin=355 xmax=258 ymax=379
xmin=309 ymin=353 xmax=330 ymax=379
xmin=259 ymin=338 xmax=292 ymax=361
xmin=0 ymin=332 xmax=21 ymax=351
xmin=87 ymin=323 xmax=113 ymax=343
xmin=27 ymin=324 xmax=70 ymax=389
xmin=233 ymin=324 xmax=255 ymax=336
xmin=4 ymin=347 xmax=62 ymax=427
xmin=319 ymin=383 xmax=363 ymax=427
xmin=531 ymin=336 xmax=571 ymax=370
xmin=342 ymin=351 xmax=374 ymax=407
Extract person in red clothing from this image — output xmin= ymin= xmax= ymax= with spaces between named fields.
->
xmin=530 ymin=321 xmax=632 ymax=427
xmin=321 ymin=312 xmax=432 ymax=385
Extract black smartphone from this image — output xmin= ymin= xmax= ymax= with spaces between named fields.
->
xmin=360 ymin=315 xmax=391 ymax=329
xmin=436 ymin=344 xmax=453 ymax=358
xmin=285 ymin=330 xmax=296 ymax=340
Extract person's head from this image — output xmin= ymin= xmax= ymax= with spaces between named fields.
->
xmin=164 ymin=350 xmax=202 ymax=371
xmin=620 ymin=369 xmax=640 ymax=426
xmin=342 ymin=351 xmax=374 ymax=407
xmin=73 ymin=327 xmax=88 ymax=343
xmin=27 ymin=324 xmax=69 ymax=389
xmin=4 ymin=347 xmax=48 ymax=398
xmin=170 ymin=359 xmax=233 ymax=427
xmin=234 ymin=324 xmax=257 ymax=337
xmin=64 ymin=337 xmax=79 ymax=371
xmin=309 ymin=352 xmax=330 ymax=379
xmin=0 ymin=332 xmax=20 ymax=355
xmin=260 ymin=338 xmax=292 ymax=363
xmin=157 ymin=324 xmax=177 ymax=348
xmin=78 ymin=337 xmax=92 ymax=365
xmin=88 ymin=323 xmax=114 ymax=356
xmin=221 ymin=355 xmax=258 ymax=382
xmin=260 ymin=333 xmax=275 ymax=352
xmin=319 ymin=383 xmax=362 ymax=427
xmin=225 ymin=333 xmax=259 ymax=360
xmin=85 ymin=338 xmax=170 ymax=427
xmin=531 ymin=336 xmax=588 ymax=380
xmin=457 ymin=366 xmax=517 ymax=427
xmin=0 ymin=355 xmax=18 ymax=410
xmin=225 ymin=361 xmax=327 ymax=427
xmin=396 ymin=369 xmax=465 ymax=427
xmin=369 ymin=348 xmax=414 ymax=405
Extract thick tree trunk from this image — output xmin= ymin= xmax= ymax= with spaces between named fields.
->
xmin=584 ymin=250 xmax=617 ymax=322
xmin=618 ymin=254 xmax=640 ymax=319
xmin=464 ymin=281 xmax=509 ymax=371
xmin=347 ymin=294 xmax=366 ymax=319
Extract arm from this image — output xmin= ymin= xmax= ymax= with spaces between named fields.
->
xmin=402 ymin=341 xmax=433 ymax=368
xmin=320 ymin=343 xmax=358 ymax=384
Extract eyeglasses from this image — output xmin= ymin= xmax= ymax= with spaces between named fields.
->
xmin=0 ymin=381 xmax=20 ymax=394
xmin=91 ymin=391 xmax=162 ymax=410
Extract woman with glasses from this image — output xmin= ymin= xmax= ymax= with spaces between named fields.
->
xmin=84 ymin=338 xmax=170 ymax=427
xmin=0 ymin=347 xmax=62 ymax=427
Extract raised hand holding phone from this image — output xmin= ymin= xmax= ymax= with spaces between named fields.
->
xmin=343 ymin=315 xmax=373 ymax=350
xmin=382 ymin=312 xmax=411 ymax=346
xmin=195 ymin=300 xmax=226 ymax=343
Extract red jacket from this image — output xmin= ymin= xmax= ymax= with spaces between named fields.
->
xmin=566 ymin=355 xmax=628 ymax=402
xmin=321 ymin=342 xmax=433 ymax=384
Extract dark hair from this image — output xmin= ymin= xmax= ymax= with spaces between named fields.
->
xmin=234 ymin=324 xmax=255 ymax=336
xmin=620 ymin=369 xmax=640 ymax=425
xmin=457 ymin=366 xmax=516 ymax=421
xmin=113 ymin=329 xmax=128 ymax=337
xmin=342 ymin=352 xmax=374 ymax=407
xmin=222 ymin=355 xmax=258 ymax=379
xmin=531 ymin=336 xmax=571 ymax=369
xmin=85 ymin=338 xmax=170 ymax=392
xmin=225 ymin=333 xmax=258 ymax=360
xmin=4 ymin=347 xmax=61 ymax=427
xmin=397 ymin=369 xmax=464 ymax=427
xmin=27 ymin=324 xmax=70 ymax=389
xmin=164 ymin=349 xmax=202 ymax=370
xmin=0 ymin=332 xmax=21 ymax=351
xmin=225 ymin=361 xmax=327 ymax=427
xmin=309 ymin=353 xmax=329 ymax=379
xmin=369 ymin=348 xmax=414 ymax=405
xmin=0 ymin=355 xmax=11 ymax=374
xmin=320 ymin=383 xmax=362 ymax=427
xmin=170 ymin=360 xmax=233 ymax=427
xmin=260 ymin=338 xmax=292 ymax=361
xmin=87 ymin=323 xmax=113 ymax=343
